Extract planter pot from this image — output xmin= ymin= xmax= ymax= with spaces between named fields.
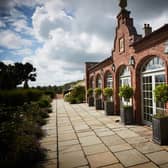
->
xmin=88 ymin=97 xmax=94 ymax=106
xmin=104 ymin=101 xmax=114 ymax=115
xmin=152 ymin=117 xmax=168 ymax=145
xmin=95 ymin=99 xmax=102 ymax=110
xmin=120 ymin=106 xmax=133 ymax=125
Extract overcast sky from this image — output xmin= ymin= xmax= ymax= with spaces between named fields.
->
xmin=0 ymin=0 xmax=168 ymax=86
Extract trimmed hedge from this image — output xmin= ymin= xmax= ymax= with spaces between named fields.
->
xmin=0 ymin=89 xmax=43 ymax=106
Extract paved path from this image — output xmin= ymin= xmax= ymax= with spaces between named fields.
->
xmin=41 ymin=99 xmax=168 ymax=168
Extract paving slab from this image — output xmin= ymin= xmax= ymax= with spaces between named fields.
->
xmin=133 ymin=142 xmax=161 ymax=154
xmin=115 ymin=149 xmax=149 ymax=167
xmin=116 ymin=129 xmax=139 ymax=138
xmin=125 ymin=136 xmax=149 ymax=144
xmin=160 ymin=163 xmax=168 ymax=168
xmin=146 ymin=151 xmax=168 ymax=165
xmin=102 ymin=163 xmax=124 ymax=168
xmin=110 ymin=143 xmax=133 ymax=153
xmin=87 ymin=152 xmax=118 ymax=168
xmin=77 ymin=131 xmax=95 ymax=137
xmin=101 ymin=135 xmax=125 ymax=146
xmin=83 ymin=143 xmax=108 ymax=155
xmin=59 ymin=139 xmax=79 ymax=147
xmin=58 ymin=132 xmax=77 ymax=141
xmin=59 ymin=144 xmax=82 ymax=153
xmin=130 ymin=162 xmax=159 ymax=168
xmin=59 ymin=150 xmax=88 ymax=168
xmin=79 ymin=135 xmax=102 ymax=146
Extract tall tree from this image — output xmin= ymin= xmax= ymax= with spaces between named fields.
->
xmin=23 ymin=63 xmax=36 ymax=88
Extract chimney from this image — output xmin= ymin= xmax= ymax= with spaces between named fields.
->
xmin=144 ymin=24 xmax=152 ymax=36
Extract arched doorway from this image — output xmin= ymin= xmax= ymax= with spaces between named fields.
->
xmin=141 ymin=57 xmax=165 ymax=125
xmin=119 ymin=66 xmax=131 ymax=110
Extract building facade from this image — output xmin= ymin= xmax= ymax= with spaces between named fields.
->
xmin=85 ymin=0 xmax=168 ymax=125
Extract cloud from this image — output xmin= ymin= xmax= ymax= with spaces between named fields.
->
xmin=11 ymin=19 xmax=34 ymax=36
xmin=0 ymin=20 xmax=6 ymax=28
xmin=0 ymin=30 xmax=32 ymax=49
xmin=1 ymin=0 xmax=168 ymax=86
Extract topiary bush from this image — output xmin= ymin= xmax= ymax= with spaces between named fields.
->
xmin=154 ymin=84 xmax=168 ymax=117
xmin=87 ymin=88 xmax=93 ymax=97
xmin=94 ymin=88 xmax=102 ymax=99
xmin=119 ymin=85 xmax=133 ymax=106
xmin=103 ymin=87 xmax=113 ymax=101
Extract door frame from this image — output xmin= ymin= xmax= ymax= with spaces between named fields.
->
xmin=141 ymin=70 xmax=165 ymax=125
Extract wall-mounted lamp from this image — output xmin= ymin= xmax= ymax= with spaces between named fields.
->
xmin=129 ymin=56 xmax=135 ymax=67
xmin=112 ymin=64 xmax=115 ymax=72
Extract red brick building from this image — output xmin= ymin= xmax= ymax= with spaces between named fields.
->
xmin=85 ymin=0 xmax=168 ymax=125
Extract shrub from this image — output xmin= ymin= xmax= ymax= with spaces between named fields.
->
xmin=103 ymin=87 xmax=113 ymax=101
xmin=64 ymin=85 xmax=85 ymax=104
xmin=0 ymin=89 xmax=42 ymax=106
xmin=0 ymin=102 xmax=47 ymax=167
xmin=94 ymin=88 xmax=102 ymax=99
xmin=87 ymin=88 xmax=93 ymax=97
xmin=38 ymin=95 xmax=51 ymax=108
xmin=71 ymin=85 xmax=85 ymax=103
xmin=44 ymin=90 xmax=55 ymax=99
xmin=119 ymin=85 xmax=133 ymax=105
xmin=154 ymin=84 xmax=168 ymax=117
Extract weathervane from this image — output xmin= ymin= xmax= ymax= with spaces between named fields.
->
xmin=119 ymin=0 xmax=127 ymax=9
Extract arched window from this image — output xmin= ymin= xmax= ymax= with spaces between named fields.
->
xmin=105 ymin=72 xmax=113 ymax=88
xmin=141 ymin=57 xmax=166 ymax=125
xmin=119 ymin=66 xmax=131 ymax=86
xmin=96 ymin=75 xmax=102 ymax=88
xmin=142 ymin=57 xmax=165 ymax=73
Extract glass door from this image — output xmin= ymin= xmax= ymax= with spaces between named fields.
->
xmin=142 ymin=73 xmax=165 ymax=125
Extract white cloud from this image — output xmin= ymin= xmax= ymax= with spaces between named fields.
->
xmin=0 ymin=30 xmax=32 ymax=49
xmin=1 ymin=0 xmax=168 ymax=86
xmin=0 ymin=20 xmax=6 ymax=28
xmin=12 ymin=19 xmax=33 ymax=35
xmin=13 ymin=48 xmax=33 ymax=56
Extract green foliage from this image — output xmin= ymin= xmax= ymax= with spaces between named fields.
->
xmin=0 ymin=62 xmax=36 ymax=90
xmin=0 ymin=101 xmax=49 ymax=167
xmin=64 ymin=85 xmax=85 ymax=104
xmin=103 ymin=87 xmax=113 ymax=98
xmin=154 ymin=84 xmax=168 ymax=104
xmin=44 ymin=90 xmax=55 ymax=99
xmin=153 ymin=84 xmax=168 ymax=118
xmin=38 ymin=95 xmax=51 ymax=108
xmin=87 ymin=88 xmax=93 ymax=97
xmin=119 ymin=85 xmax=133 ymax=103
xmin=0 ymin=89 xmax=43 ymax=106
xmin=94 ymin=88 xmax=102 ymax=98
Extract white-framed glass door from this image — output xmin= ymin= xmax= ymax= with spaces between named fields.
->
xmin=141 ymin=57 xmax=165 ymax=125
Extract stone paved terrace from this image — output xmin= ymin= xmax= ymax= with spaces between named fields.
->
xmin=40 ymin=99 xmax=168 ymax=168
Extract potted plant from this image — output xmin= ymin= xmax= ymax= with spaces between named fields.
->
xmin=119 ymin=85 xmax=134 ymax=125
xmin=87 ymin=88 xmax=94 ymax=106
xmin=94 ymin=88 xmax=102 ymax=110
xmin=103 ymin=87 xmax=114 ymax=115
xmin=153 ymin=84 xmax=168 ymax=145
